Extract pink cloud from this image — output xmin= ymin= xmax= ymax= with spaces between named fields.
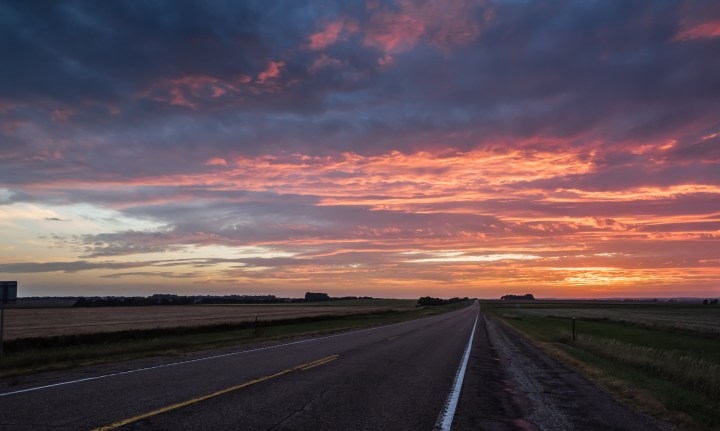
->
xmin=142 ymin=75 xmax=242 ymax=109
xmin=51 ymin=108 xmax=74 ymax=121
xmin=139 ymin=71 xmax=277 ymax=108
xmin=0 ymin=101 xmax=17 ymax=115
xmin=363 ymin=0 xmax=488 ymax=55
xmin=205 ymin=157 xmax=228 ymax=167
xmin=377 ymin=53 xmax=394 ymax=67
xmin=169 ymin=86 xmax=195 ymax=108
xmin=257 ymin=60 xmax=285 ymax=83
xmin=308 ymin=21 xmax=345 ymax=50
xmin=674 ymin=19 xmax=720 ymax=41
xmin=364 ymin=12 xmax=425 ymax=54
xmin=310 ymin=54 xmax=344 ymax=72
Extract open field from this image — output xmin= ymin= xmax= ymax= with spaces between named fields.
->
xmin=482 ymin=300 xmax=720 ymax=430
xmin=0 ymin=300 xmax=417 ymax=340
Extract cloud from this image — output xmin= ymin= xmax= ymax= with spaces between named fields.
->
xmin=407 ymin=253 xmax=541 ymax=263
xmin=308 ymin=21 xmax=346 ymax=50
xmin=674 ymin=19 xmax=720 ymax=41
xmin=100 ymin=271 xmax=200 ymax=279
xmin=671 ymin=133 xmax=720 ymax=161
xmin=257 ymin=60 xmax=285 ymax=83
xmin=363 ymin=0 xmax=488 ymax=56
xmin=0 ymin=260 xmax=145 ymax=273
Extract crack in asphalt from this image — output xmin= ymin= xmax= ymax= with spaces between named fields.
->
xmin=268 ymin=383 xmax=340 ymax=430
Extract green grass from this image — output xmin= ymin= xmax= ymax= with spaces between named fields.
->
xmin=482 ymin=301 xmax=720 ymax=430
xmin=501 ymin=301 xmax=720 ymax=335
xmin=0 ymin=300 xmax=471 ymax=378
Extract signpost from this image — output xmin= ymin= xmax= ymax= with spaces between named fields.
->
xmin=0 ymin=281 xmax=18 ymax=361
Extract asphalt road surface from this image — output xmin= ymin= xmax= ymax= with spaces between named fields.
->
xmin=0 ymin=304 xmax=673 ymax=430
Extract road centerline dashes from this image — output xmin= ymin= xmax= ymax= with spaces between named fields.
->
xmin=0 ymin=315 xmax=438 ymax=398
xmin=90 ymin=355 xmax=340 ymax=431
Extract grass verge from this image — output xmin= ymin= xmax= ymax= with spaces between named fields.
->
xmin=0 ymin=301 xmax=471 ymax=378
xmin=482 ymin=302 xmax=720 ymax=431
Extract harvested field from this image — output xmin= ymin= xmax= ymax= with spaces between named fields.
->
xmin=1 ymin=302 xmax=415 ymax=340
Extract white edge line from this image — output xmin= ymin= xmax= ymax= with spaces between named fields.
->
xmin=434 ymin=310 xmax=479 ymax=431
xmin=0 ymin=309 xmax=455 ymax=398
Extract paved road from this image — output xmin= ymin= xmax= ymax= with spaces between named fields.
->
xmin=0 ymin=306 xmax=477 ymax=430
xmin=0 ymin=304 xmax=673 ymax=430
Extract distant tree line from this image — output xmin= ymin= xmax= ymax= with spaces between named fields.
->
xmin=500 ymin=294 xmax=535 ymax=300
xmin=303 ymin=292 xmax=374 ymax=302
xmin=417 ymin=296 xmax=470 ymax=306
xmin=72 ymin=293 xmax=375 ymax=307
xmin=702 ymin=299 xmax=718 ymax=305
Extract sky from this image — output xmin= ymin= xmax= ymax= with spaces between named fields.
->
xmin=1 ymin=0 xmax=719 ymax=299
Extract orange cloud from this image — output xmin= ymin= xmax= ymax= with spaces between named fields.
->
xmin=547 ymin=185 xmax=720 ymax=202
xmin=25 ymin=148 xmax=595 ymax=209
xmin=14 ymin=143 xmax=720 ymax=298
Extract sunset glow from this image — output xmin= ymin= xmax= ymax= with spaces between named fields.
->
xmin=1 ymin=1 xmax=719 ymax=298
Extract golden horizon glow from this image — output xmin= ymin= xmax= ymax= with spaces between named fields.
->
xmin=2 ymin=144 xmax=718 ymax=298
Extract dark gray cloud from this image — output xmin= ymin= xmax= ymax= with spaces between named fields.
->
xmin=100 ymin=271 xmax=200 ymax=279
xmin=0 ymin=260 xmax=145 ymax=273
xmin=1 ymin=0 xmax=719 ymax=183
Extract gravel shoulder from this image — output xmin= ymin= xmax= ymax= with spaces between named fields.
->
xmin=481 ymin=315 xmax=676 ymax=431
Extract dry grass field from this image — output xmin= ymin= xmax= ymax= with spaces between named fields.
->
xmin=2 ymin=302 xmax=416 ymax=340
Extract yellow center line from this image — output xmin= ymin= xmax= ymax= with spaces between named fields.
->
xmin=91 ymin=355 xmax=340 ymax=431
xmin=299 ymin=355 xmax=338 ymax=370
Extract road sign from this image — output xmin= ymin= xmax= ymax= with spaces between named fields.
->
xmin=1 ymin=281 xmax=17 ymax=361
xmin=1 ymin=281 xmax=17 ymax=304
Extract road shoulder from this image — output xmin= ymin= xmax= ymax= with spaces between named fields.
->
xmin=484 ymin=316 xmax=676 ymax=431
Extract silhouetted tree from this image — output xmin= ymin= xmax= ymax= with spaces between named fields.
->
xmin=417 ymin=297 xmax=469 ymax=306
xmin=304 ymin=292 xmax=330 ymax=301
xmin=501 ymin=294 xmax=535 ymax=300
